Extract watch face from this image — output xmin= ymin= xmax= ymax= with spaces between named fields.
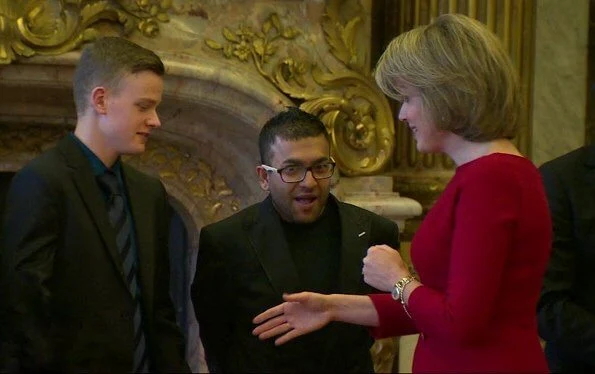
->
xmin=391 ymin=286 xmax=400 ymax=301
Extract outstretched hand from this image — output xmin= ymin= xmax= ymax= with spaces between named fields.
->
xmin=252 ymin=292 xmax=332 ymax=345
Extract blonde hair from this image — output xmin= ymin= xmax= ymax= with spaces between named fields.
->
xmin=375 ymin=13 xmax=520 ymax=141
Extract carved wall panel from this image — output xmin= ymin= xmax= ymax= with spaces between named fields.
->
xmin=0 ymin=0 xmax=171 ymax=64
xmin=202 ymin=0 xmax=395 ymax=176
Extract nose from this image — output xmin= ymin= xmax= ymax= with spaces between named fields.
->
xmin=147 ymin=110 xmax=161 ymax=128
xmin=299 ymin=169 xmax=317 ymax=187
xmin=398 ymin=103 xmax=407 ymax=123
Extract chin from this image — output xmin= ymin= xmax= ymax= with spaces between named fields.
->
xmin=124 ymin=144 xmax=146 ymax=155
xmin=416 ymin=143 xmax=433 ymax=154
xmin=293 ymin=211 xmax=323 ymax=224
xmin=294 ymin=217 xmax=318 ymax=224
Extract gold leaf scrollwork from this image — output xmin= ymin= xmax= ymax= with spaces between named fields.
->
xmin=0 ymin=124 xmax=69 ymax=158
xmin=205 ymin=13 xmax=301 ymax=86
xmin=204 ymin=0 xmax=394 ymax=176
xmin=125 ymin=140 xmax=240 ymax=221
xmin=0 ymin=0 xmax=172 ymax=65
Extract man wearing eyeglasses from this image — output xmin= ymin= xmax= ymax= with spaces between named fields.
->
xmin=191 ymin=107 xmax=399 ymax=372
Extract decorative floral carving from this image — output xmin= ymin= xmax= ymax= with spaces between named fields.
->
xmin=0 ymin=0 xmax=172 ymax=64
xmin=124 ymin=139 xmax=240 ymax=221
xmin=205 ymin=0 xmax=394 ymax=176
xmin=205 ymin=13 xmax=301 ymax=84
xmin=0 ymin=124 xmax=68 ymax=157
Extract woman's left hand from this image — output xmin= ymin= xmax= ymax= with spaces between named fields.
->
xmin=363 ymin=245 xmax=410 ymax=292
xmin=252 ymin=292 xmax=332 ymax=345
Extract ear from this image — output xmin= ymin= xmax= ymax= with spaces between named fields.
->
xmin=256 ymin=165 xmax=269 ymax=191
xmin=90 ymin=86 xmax=108 ymax=115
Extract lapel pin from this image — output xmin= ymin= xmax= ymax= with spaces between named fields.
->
xmin=358 ymin=231 xmax=366 ymax=237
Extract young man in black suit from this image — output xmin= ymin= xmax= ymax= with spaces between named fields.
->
xmin=538 ymin=145 xmax=595 ymax=372
xmin=192 ymin=107 xmax=399 ymax=372
xmin=0 ymin=37 xmax=188 ymax=372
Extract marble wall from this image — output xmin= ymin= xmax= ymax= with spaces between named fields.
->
xmin=532 ymin=0 xmax=589 ymax=166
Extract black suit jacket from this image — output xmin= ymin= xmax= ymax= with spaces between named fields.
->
xmin=0 ymin=135 xmax=188 ymax=372
xmin=192 ymin=195 xmax=399 ymax=372
xmin=538 ymin=145 xmax=595 ymax=372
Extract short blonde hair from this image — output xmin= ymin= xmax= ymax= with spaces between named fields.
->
xmin=375 ymin=13 xmax=520 ymax=141
xmin=73 ymin=37 xmax=164 ymax=116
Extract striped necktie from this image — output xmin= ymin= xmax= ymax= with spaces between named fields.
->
xmin=97 ymin=171 xmax=149 ymax=373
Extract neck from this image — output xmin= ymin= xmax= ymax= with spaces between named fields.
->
xmin=443 ymin=136 xmax=522 ymax=166
xmin=74 ymin=116 xmax=119 ymax=168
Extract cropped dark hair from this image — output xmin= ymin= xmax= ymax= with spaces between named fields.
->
xmin=258 ymin=107 xmax=330 ymax=164
xmin=73 ymin=37 xmax=165 ymax=115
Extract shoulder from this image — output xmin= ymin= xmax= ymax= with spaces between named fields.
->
xmin=459 ymin=154 xmax=538 ymax=189
xmin=451 ymin=155 xmax=544 ymax=214
xmin=4 ymin=148 xmax=68 ymax=214
xmin=201 ymin=201 xmax=261 ymax=235
xmin=23 ymin=143 xmax=64 ymax=171
xmin=122 ymin=163 xmax=160 ymax=183
xmin=337 ymin=199 xmax=389 ymax=221
xmin=12 ymin=146 xmax=65 ymax=187
xmin=538 ymin=147 xmax=595 ymax=198
xmin=539 ymin=146 xmax=593 ymax=178
xmin=336 ymin=199 xmax=398 ymax=233
xmin=121 ymin=162 xmax=165 ymax=195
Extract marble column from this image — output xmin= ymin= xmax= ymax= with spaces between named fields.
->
xmin=531 ymin=0 xmax=589 ymax=166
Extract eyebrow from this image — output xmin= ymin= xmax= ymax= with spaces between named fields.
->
xmin=135 ymin=98 xmax=159 ymax=105
xmin=281 ymin=157 xmax=331 ymax=166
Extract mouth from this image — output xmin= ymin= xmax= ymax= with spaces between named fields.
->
xmin=294 ymin=196 xmax=317 ymax=207
xmin=137 ymin=132 xmax=150 ymax=140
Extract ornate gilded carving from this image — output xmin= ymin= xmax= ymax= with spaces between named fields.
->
xmin=370 ymin=337 xmax=398 ymax=373
xmin=0 ymin=124 xmax=239 ymax=222
xmin=125 ymin=139 xmax=241 ymax=221
xmin=0 ymin=0 xmax=171 ymax=64
xmin=205 ymin=0 xmax=394 ymax=176
xmin=0 ymin=124 xmax=68 ymax=157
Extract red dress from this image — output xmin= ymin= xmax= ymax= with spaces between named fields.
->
xmin=369 ymin=153 xmax=551 ymax=373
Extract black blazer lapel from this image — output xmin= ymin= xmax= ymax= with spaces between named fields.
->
xmin=248 ymin=196 xmax=301 ymax=295
xmin=58 ymin=136 xmax=129 ymax=291
xmin=122 ymin=165 xmax=156 ymax=305
xmin=335 ymin=198 xmax=371 ymax=295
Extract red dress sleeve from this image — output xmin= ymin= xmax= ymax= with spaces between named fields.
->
xmin=368 ymin=293 xmax=418 ymax=338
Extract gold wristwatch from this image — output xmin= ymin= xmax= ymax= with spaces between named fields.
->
xmin=391 ymin=275 xmax=416 ymax=301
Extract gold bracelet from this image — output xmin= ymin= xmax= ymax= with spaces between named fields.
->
xmin=401 ymin=280 xmax=415 ymax=319
xmin=391 ymin=276 xmax=416 ymax=319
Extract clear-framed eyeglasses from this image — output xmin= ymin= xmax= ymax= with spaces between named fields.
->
xmin=260 ymin=159 xmax=336 ymax=183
